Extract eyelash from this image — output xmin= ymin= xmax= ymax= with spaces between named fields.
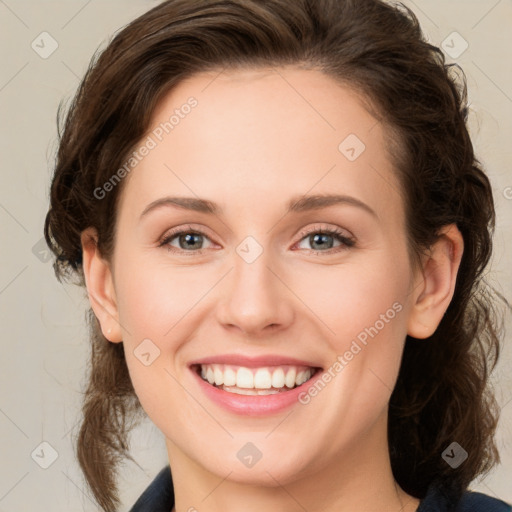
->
xmin=158 ymin=224 xmax=356 ymax=256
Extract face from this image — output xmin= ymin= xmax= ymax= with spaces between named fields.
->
xmin=103 ymin=68 xmax=423 ymax=485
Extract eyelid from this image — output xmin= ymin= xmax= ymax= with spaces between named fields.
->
xmin=160 ymin=223 xmax=214 ymax=239
xmin=292 ymin=223 xmax=355 ymax=251
xmin=158 ymin=222 xmax=356 ymax=254
xmin=158 ymin=224 xmax=218 ymax=251
xmin=294 ymin=223 xmax=353 ymax=242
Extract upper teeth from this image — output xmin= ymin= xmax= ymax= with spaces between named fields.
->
xmin=200 ymin=364 xmax=314 ymax=390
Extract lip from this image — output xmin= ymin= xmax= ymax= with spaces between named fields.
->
xmin=189 ymin=360 xmax=324 ymax=416
xmin=189 ymin=354 xmax=322 ymax=368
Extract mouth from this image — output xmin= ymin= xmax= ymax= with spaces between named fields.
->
xmin=191 ymin=363 xmax=322 ymax=396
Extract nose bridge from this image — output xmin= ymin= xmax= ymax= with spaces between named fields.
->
xmin=216 ymin=240 xmax=294 ymax=334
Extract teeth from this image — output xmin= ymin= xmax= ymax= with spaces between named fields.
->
xmin=271 ymin=368 xmax=285 ymax=388
xmin=224 ymin=367 xmax=237 ymax=386
xmin=253 ymin=369 xmax=272 ymax=389
xmin=214 ymin=366 xmax=224 ymax=386
xmin=236 ymin=367 xmax=254 ymax=389
xmin=222 ymin=386 xmax=281 ymax=396
xmin=296 ymin=370 xmax=309 ymax=386
xmin=206 ymin=366 xmax=214 ymax=384
xmin=285 ymin=368 xmax=296 ymax=388
xmin=198 ymin=363 xmax=315 ymax=391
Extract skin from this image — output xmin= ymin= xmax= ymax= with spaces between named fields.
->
xmin=81 ymin=68 xmax=464 ymax=512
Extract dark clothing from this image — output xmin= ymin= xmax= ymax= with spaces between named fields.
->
xmin=129 ymin=465 xmax=512 ymax=512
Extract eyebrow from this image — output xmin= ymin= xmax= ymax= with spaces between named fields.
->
xmin=140 ymin=194 xmax=378 ymax=220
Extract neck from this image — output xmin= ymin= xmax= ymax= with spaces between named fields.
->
xmin=166 ymin=411 xmax=420 ymax=512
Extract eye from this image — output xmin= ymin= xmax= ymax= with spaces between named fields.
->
xmin=159 ymin=225 xmax=215 ymax=254
xmin=294 ymin=225 xmax=355 ymax=253
xmin=158 ymin=224 xmax=355 ymax=255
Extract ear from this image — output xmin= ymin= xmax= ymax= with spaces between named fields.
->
xmin=407 ymin=224 xmax=464 ymax=339
xmin=81 ymin=227 xmax=122 ymax=343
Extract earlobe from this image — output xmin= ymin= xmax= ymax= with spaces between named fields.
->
xmin=407 ymin=224 xmax=464 ymax=339
xmin=80 ymin=227 xmax=123 ymax=343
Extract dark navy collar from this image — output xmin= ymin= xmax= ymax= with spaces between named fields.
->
xmin=416 ymin=479 xmax=511 ymax=512
xmin=129 ymin=465 xmax=174 ymax=512
xmin=129 ymin=465 xmax=511 ymax=512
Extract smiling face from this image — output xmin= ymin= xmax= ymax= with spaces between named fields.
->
xmin=81 ymin=67 xmax=453 ymax=496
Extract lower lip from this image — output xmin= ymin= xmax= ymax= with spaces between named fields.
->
xmin=190 ymin=367 xmax=323 ymax=416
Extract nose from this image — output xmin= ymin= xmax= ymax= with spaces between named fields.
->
xmin=215 ymin=248 xmax=295 ymax=337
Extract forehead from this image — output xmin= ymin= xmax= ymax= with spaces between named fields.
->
xmin=118 ymin=67 xmax=404 ymax=229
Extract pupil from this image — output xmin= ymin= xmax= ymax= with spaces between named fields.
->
xmin=180 ymin=233 xmax=202 ymax=249
xmin=311 ymin=233 xmax=333 ymax=250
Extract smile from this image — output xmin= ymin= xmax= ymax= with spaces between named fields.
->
xmin=193 ymin=363 xmax=320 ymax=395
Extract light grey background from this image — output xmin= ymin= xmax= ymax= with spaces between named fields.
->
xmin=0 ymin=0 xmax=510 ymax=510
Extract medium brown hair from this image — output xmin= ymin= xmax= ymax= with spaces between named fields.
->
xmin=44 ymin=0 xmax=507 ymax=510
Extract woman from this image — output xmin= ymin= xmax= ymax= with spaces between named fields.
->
xmin=44 ymin=0 xmax=511 ymax=511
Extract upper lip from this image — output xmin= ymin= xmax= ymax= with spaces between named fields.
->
xmin=189 ymin=354 xmax=322 ymax=369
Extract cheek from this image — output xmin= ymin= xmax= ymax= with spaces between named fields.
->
xmin=316 ymin=254 xmax=411 ymax=384
xmin=115 ymin=259 xmax=208 ymax=339
xmin=314 ymin=258 xmax=409 ymax=337
xmin=111 ymin=262 xmax=189 ymax=400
